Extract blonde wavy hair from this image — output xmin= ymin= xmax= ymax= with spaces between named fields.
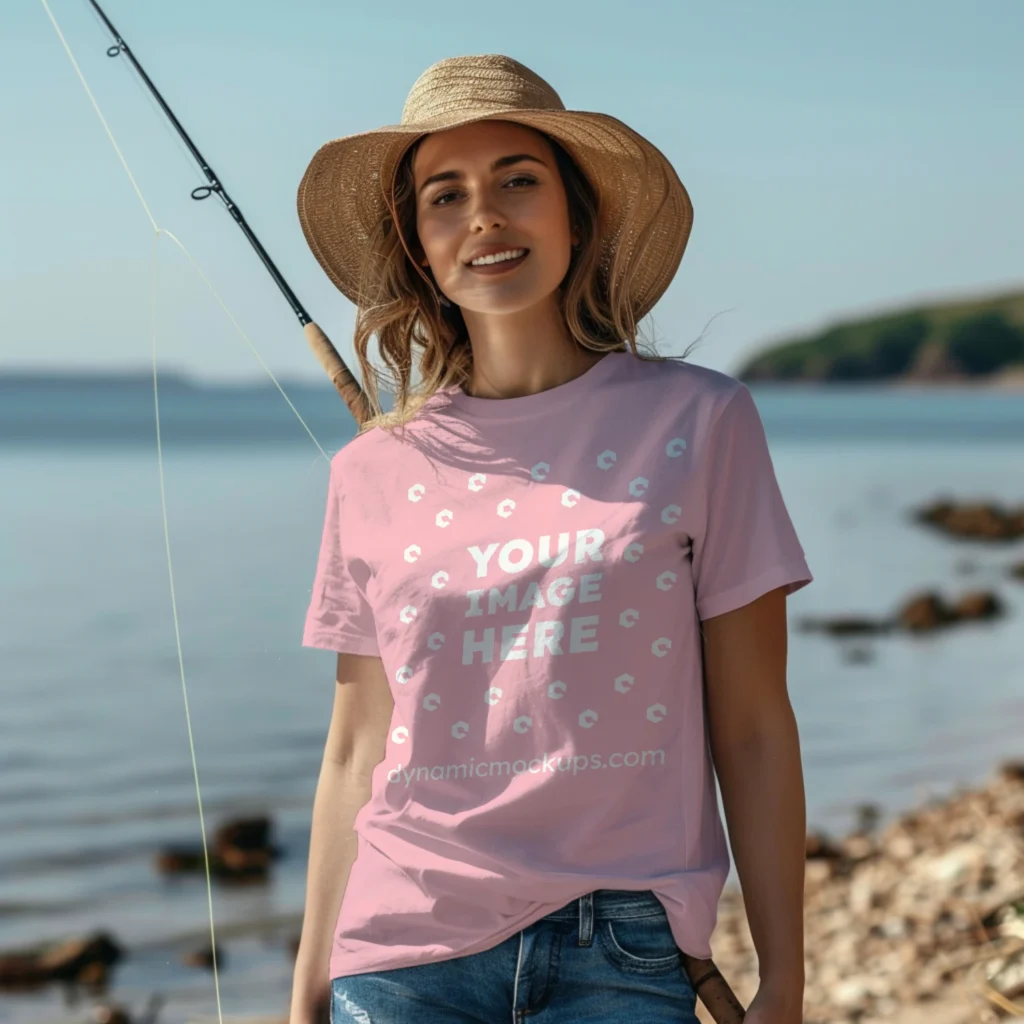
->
xmin=349 ymin=124 xmax=693 ymax=436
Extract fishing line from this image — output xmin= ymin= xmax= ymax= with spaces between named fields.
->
xmin=38 ymin=0 xmax=330 ymax=457
xmin=37 ymin=1 xmax=336 ymax=1020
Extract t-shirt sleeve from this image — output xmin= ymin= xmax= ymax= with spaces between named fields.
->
xmin=691 ymin=383 xmax=812 ymax=621
xmin=302 ymin=455 xmax=381 ymax=656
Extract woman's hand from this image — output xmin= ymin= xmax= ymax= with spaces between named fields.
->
xmin=740 ymin=979 xmax=804 ymax=1024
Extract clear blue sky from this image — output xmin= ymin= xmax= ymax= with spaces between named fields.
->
xmin=3 ymin=0 xmax=1022 ymax=382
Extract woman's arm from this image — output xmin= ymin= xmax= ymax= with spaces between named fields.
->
xmin=701 ymin=586 xmax=806 ymax=1019
xmin=289 ymin=652 xmax=394 ymax=1024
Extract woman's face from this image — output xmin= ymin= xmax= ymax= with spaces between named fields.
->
xmin=412 ymin=120 xmax=577 ymax=315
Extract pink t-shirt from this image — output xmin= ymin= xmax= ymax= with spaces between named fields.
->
xmin=302 ymin=349 xmax=812 ymax=979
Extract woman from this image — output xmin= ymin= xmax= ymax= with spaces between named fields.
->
xmin=291 ymin=54 xmax=811 ymax=1024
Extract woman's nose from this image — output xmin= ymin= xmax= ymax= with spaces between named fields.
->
xmin=466 ymin=194 xmax=507 ymax=231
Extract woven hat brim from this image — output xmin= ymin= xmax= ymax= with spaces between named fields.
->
xmin=296 ymin=108 xmax=693 ymax=321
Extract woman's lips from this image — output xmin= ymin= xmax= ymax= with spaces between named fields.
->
xmin=466 ymin=251 xmax=529 ymax=275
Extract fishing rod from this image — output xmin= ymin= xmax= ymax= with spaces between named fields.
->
xmin=86 ymin=0 xmax=370 ymax=425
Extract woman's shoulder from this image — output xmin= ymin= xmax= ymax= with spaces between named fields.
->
xmin=327 ymin=415 xmax=434 ymax=483
xmin=620 ymin=349 xmax=747 ymax=412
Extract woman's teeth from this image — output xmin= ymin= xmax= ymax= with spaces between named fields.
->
xmin=470 ymin=248 xmax=527 ymax=266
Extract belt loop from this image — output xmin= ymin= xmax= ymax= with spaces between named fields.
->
xmin=577 ymin=891 xmax=594 ymax=946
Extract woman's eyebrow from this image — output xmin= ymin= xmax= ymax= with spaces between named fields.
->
xmin=418 ymin=154 xmax=547 ymax=195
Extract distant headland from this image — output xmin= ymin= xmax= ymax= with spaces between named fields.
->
xmin=0 ymin=369 xmax=331 ymax=393
xmin=737 ymin=285 xmax=1024 ymax=386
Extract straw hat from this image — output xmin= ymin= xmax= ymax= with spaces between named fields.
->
xmin=296 ymin=54 xmax=693 ymax=321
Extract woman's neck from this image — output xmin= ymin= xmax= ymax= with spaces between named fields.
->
xmin=459 ymin=299 xmax=602 ymax=400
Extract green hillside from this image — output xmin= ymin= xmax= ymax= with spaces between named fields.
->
xmin=737 ymin=286 xmax=1024 ymax=383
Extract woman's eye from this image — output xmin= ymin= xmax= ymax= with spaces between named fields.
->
xmin=432 ymin=175 xmax=537 ymax=206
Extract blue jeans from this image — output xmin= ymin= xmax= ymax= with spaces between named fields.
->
xmin=330 ymin=888 xmax=698 ymax=1023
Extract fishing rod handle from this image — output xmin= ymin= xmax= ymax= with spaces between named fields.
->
xmin=304 ymin=322 xmax=371 ymax=427
xmin=682 ymin=953 xmax=747 ymax=1023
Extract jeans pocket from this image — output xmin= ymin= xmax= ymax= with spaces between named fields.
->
xmin=597 ymin=913 xmax=683 ymax=975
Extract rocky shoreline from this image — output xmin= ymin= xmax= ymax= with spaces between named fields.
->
xmin=697 ymin=760 xmax=1024 ymax=1023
